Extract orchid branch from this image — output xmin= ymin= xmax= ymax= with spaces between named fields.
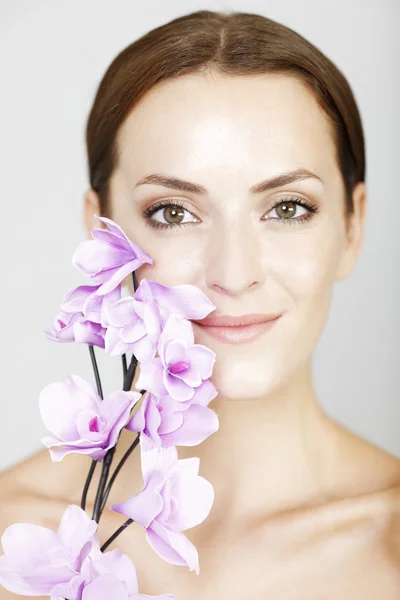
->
xmin=121 ymin=271 xmax=139 ymax=393
xmin=91 ymin=447 xmax=116 ymax=523
xmin=100 ymin=433 xmax=140 ymax=513
xmin=81 ymin=345 xmax=103 ymax=511
xmin=122 ymin=353 xmax=128 ymax=379
xmin=100 ymin=518 xmax=134 ymax=552
xmin=88 ymin=345 xmax=103 ymax=398
xmin=0 ymin=216 xmax=219 ymax=599
xmin=90 ymin=285 xmax=141 ymax=523
xmin=80 ymin=461 xmax=96 ymax=512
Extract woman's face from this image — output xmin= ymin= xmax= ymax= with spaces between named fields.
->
xmin=93 ymin=72 xmax=365 ymax=400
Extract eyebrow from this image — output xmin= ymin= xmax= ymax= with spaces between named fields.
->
xmin=135 ymin=168 xmax=323 ymax=195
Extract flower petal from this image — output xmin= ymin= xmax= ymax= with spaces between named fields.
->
xmin=39 ymin=376 xmax=99 ymax=441
xmin=167 ymin=460 xmax=215 ymax=531
xmin=160 ymin=405 xmax=218 ymax=447
xmin=135 ymin=279 xmax=216 ymax=321
xmin=81 ymin=573 xmax=130 ymax=600
xmin=61 ymin=285 xmax=100 ymax=313
xmin=186 ymin=344 xmax=216 ymax=380
xmin=140 ymin=433 xmax=177 ymax=487
xmin=95 ymin=260 xmax=147 ymax=296
xmin=146 ymin=521 xmax=199 ymax=574
xmin=136 ymin=360 xmax=166 ymax=398
xmin=104 ymin=326 xmax=132 ymax=356
xmin=159 ymin=315 xmax=194 ymax=357
xmin=93 ymin=548 xmax=139 ymax=595
xmin=1 ymin=524 xmax=61 ymax=563
xmin=163 ymin=372 xmax=193 ymax=403
xmin=190 ymin=379 xmax=218 ymax=407
xmin=125 ymin=395 xmax=147 ymax=433
xmin=158 ymin=410 xmax=183 ymax=436
xmin=104 ymin=297 xmax=137 ymax=328
xmin=57 ymin=505 xmax=98 ymax=555
xmin=109 ymin=471 xmax=165 ymax=529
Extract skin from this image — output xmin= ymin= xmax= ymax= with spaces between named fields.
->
xmin=1 ymin=72 xmax=400 ymax=598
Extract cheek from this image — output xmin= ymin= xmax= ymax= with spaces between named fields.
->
xmin=273 ymin=229 xmax=343 ymax=360
xmin=285 ymin=252 xmax=335 ymax=306
xmin=134 ymin=236 xmax=205 ymax=287
xmin=280 ymin=227 xmax=342 ymax=306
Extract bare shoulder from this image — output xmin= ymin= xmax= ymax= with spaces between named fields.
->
xmin=378 ymin=471 xmax=400 ymax=569
xmin=0 ymin=446 xmax=99 ymax=543
xmin=0 ymin=451 xmax=70 ymax=539
xmin=0 ymin=452 xmax=75 ymax=600
xmin=334 ymin=426 xmax=400 ymax=570
xmin=331 ymin=419 xmax=400 ymax=497
xmin=0 ymin=437 xmax=138 ymax=540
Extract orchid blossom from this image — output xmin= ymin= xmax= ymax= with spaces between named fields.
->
xmin=0 ymin=215 xmax=219 ymax=599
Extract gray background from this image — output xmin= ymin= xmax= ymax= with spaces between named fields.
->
xmin=0 ymin=0 xmax=398 ymax=471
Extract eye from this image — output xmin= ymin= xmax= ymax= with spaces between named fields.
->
xmin=263 ymin=197 xmax=318 ymax=226
xmin=142 ymin=196 xmax=319 ymax=230
xmin=143 ymin=199 xmax=198 ymax=230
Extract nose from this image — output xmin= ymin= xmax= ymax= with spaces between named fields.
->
xmin=206 ymin=219 xmax=265 ymax=297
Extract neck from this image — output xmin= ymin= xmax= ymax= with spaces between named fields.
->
xmin=178 ymin=360 xmax=340 ymax=523
xmin=111 ymin=360 xmax=341 ymax=526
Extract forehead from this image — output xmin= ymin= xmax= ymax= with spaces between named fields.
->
xmin=116 ymin=72 xmax=337 ymax=187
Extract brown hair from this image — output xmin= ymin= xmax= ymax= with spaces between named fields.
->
xmin=86 ymin=10 xmax=365 ymax=219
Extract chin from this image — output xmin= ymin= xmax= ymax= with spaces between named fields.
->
xmin=208 ymin=356 xmax=290 ymax=401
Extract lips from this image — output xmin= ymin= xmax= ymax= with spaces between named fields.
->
xmin=192 ymin=314 xmax=281 ymax=344
xmin=192 ymin=314 xmax=281 ymax=327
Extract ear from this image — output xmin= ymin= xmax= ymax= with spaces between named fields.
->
xmin=83 ymin=188 xmax=102 ymax=240
xmin=335 ymin=181 xmax=367 ymax=281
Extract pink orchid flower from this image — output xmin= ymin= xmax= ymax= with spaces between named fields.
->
xmin=44 ymin=283 xmax=121 ymax=348
xmin=0 ymin=505 xmax=98 ymax=597
xmin=109 ymin=433 xmax=214 ymax=575
xmin=2 ymin=214 xmax=221 ymax=598
xmin=45 ymin=308 xmax=107 ymax=348
xmin=72 ymin=216 xmax=153 ymax=295
xmin=75 ymin=547 xmax=176 ymax=599
xmin=134 ymin=279 xmax=216 ymax=322
xmin=0 ymin=505 xmax=175 ymax=600
xmin=125 ymin=379 xmax=219 ymax=448
xmin=104 ymin=296 xmax=163 ymax=362
xmin=39 ymin=374 xmax=141 ymax=462
xmin=136 ymin=314 xmax=216 ymax=402
xmin=61 ymin=283 xmax=122 ymax=328
xmin=104 ymin=279 xmax=216 ymax=363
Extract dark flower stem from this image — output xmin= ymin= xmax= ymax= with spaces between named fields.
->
xmin=81 ymin=345 xmax=103 ymax=511
xmin=122 ymin=353 xmax=128 ymax=379
xmin=88 ymin=345 xmax=103 ymax=398
xmin=132 ymin=270 xmax=138 ymax=293
xmin=123 ymin=270 xmax=139 ymax=391
xmin=81 ymin=461 xmax=96 ymax=511
xmin=87 ymin=345 xmax=113 ymax=523
xmin=124 ymin=354 xmax=138 ymax=391
xmin=91 ymin=446 xmax=116 ymax=523
xmin=100 ymin=434 xmax=140 ymax=513
xmin=100 ymin=518 xmax=134 ymax=552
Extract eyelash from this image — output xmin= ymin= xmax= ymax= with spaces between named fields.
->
xmin=143 ymin=196 xmax=319 ymax=230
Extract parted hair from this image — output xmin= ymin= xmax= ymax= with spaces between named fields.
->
xmin=86 ymin=10 xmax=365 ymax=219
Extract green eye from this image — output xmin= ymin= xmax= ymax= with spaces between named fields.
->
xmin=143 ymin=196 xmax=318 ymax=230
xmin=265 ymin=197 xmax=317 ymax=225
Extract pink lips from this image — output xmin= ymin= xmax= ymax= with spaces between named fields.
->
xmin=192 ymin=314 xmax=281 ymax=344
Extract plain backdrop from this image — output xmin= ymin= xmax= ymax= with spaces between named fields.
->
xmin=0 ymin=0 xmax=398 ymax=471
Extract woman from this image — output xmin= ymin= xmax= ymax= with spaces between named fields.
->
xmin=1 ymin=9 xmax=399 ymax=599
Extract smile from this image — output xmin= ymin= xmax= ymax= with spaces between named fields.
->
xmin=193 ymin=316 xmax=281 ymax=344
